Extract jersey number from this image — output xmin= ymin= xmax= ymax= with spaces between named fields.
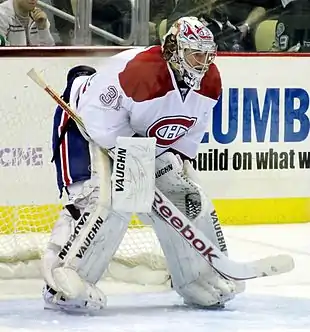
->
xmin=100 ymin=86 xmax=118 ymax=106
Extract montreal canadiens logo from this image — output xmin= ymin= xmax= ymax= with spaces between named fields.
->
xmin=147 ymin=116 xmax=197 ymax=147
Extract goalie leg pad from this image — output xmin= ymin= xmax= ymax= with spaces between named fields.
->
xmin=144 ymin=211 xmax=238 ymax=307
xmin=51 ymin=209 xmax=130 ymax=297
xmin=43 ymin=147 xmax=132 ymax=309
xmin=141 ymin=152 xmax=243 ymax=307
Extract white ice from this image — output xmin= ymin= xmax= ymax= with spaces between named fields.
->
xmin=0 ymin=224 xmax=309 ymax=332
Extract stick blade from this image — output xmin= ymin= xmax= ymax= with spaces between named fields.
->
xmin=27 ymin=68 xmax=47 ymax=89
xmin=253 ymin=254 xmax=295 ymax=278
xmin=216 ymin=254 xmax=294 ymax=281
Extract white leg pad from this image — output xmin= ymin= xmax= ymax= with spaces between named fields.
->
xmin=139 ymin=152 xmax=244 ymax=308
xmin=43 ymin=203 xmax=130 ymax=301
xmin=144 ymin=212 xmax=239 ymax=307
xmin=42 ymin=145 xmax=131 ymax=310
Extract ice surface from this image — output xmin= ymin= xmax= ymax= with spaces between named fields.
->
xmin=0 ymin=224 xmax=309 ymax=332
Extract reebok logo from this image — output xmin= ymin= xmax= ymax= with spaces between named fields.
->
xmin=153 ymin=191 xmax=219 ymax=264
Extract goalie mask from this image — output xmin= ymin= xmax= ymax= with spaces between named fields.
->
xmin=162 ymin=16 xmax=217 ymax=90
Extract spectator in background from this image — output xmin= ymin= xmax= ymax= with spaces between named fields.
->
xmin=50 ymin=0 xmax=74 ymax=45
xmin=91 ymin=0 xmax=131 ymax=44
xmin=52 ymin=0 xmax=175 ymax=46
xmin=166 ymin=0 xmax=278 ymax=51
xmin=165 ymin=0 xmax=246 ymax=50
xmin=272 ymin=0 xmax=310 ymax=52
xmin=149 ymin=0 xmax=176 ymax=44
xmin=52 ymin=0 xmax=131 ymax=46
xmin=0 ymin=0 xmax=54 ymax=46
xmin=91 ymin=0 xmax=176 ymax=45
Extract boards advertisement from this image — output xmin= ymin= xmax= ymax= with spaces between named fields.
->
xmin=0 ymin=53 xmax=309 ymax=228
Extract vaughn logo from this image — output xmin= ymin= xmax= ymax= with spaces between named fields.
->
xmin=114 ymin=147 xmax=126 ymax=191
xmin=211 ymin=210 xmax=227 ymax=253
xmin=147 ymin=116 xmax=197 ymax=147
xmin=76 ymin=216 xmax=105 ymax=259
xmin=153 ymin=191 xmax=219 ymax=264
xmin=58 ymin=212 xmax=90 ymax=260
xmin=155 ymin=164 xmax=173 ymax=178
xmin=58 ymin=211 xmax=105 ymax=260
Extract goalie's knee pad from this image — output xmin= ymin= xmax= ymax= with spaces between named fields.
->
xmin=44 ymin=179 xmax=98 ymax=255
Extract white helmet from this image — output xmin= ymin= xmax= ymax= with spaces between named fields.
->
xmin=162 ymin=16 xmax=217 ymax=90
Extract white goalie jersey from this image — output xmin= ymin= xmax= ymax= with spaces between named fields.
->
xmin=70 ymin=46 xmax=222 ymax=158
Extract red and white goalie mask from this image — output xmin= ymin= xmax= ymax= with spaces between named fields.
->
xmin=164 ymin=16 xmax=217 ymax=90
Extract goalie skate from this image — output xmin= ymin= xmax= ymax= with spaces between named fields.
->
xmin=43 ymin=284 xmax=106 ymax=313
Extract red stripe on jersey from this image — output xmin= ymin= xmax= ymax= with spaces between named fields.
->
xmin=59 ymin=112 xmax=72 ymax=186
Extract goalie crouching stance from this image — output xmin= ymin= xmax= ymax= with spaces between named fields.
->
xmin=42 ymin=16 xmax=244 ymax=312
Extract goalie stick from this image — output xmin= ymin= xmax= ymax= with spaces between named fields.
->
xmin=27 ymin=68 xmax=295 ymax=281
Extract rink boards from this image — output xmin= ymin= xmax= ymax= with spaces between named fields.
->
xmin=0 ymin=49 xmax=310 ymax=231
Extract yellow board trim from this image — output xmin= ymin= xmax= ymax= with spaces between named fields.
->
xmin=213 ymin=197 xmax=310 ymax=225
xmin=0 ymin=197 xmax=309 ymax=234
